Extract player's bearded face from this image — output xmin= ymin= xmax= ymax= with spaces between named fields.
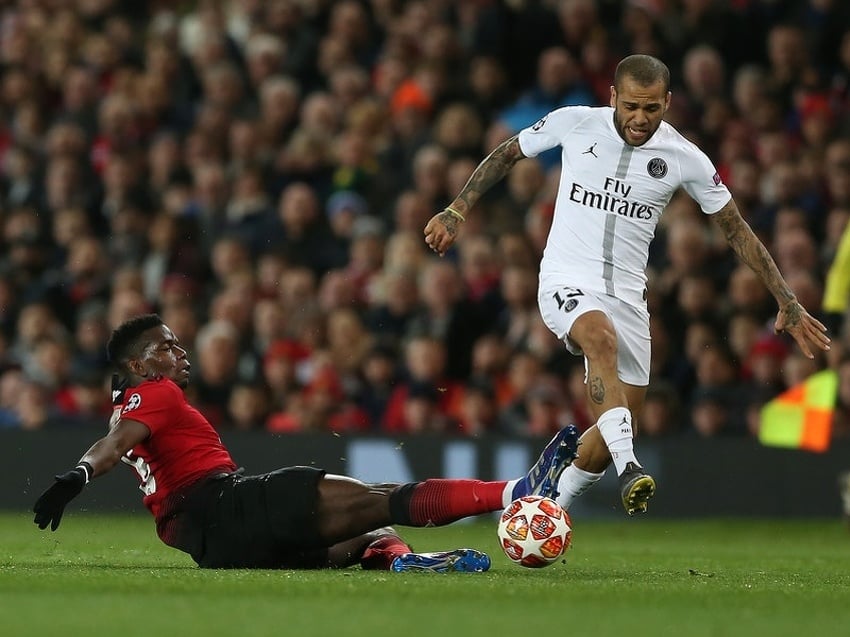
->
xmin=610 ymin=77 xmax=670 ymax=147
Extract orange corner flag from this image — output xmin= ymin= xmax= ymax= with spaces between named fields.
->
xmin=759 ymin=369 xmax=838 ymax=452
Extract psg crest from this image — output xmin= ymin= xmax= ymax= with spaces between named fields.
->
xmin=647 ymin=158 xmax=667 ymax=178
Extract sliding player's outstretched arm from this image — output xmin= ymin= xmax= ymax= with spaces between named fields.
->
xmin=424 ymin=135 xmax=525 ymax=256
xmin=33 ymin=418 xmax=149 ymax=531
xmin=712 ymin=199 xmax=831 ymax=358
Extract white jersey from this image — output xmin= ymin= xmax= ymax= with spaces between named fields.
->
xmin=518 ymin=106 xmax=731 ymax=308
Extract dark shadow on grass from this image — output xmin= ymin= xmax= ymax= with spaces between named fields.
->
xmin=1 ymin=560 xmax=196 ymax=570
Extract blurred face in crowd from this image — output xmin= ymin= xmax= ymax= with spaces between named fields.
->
xmin=610 ymin=75 xmax=670 ymax=146
xmin=363 ymin=350 xmax=395 ymax=387
xmin=695 ymin=347 xmax=737 ymax=386
xmin=500 ymin=265 xmax=537 ymax=309
xmin=728 ymin=265 xmax=770 ymax=312
xmin=824 ymin=207 xmax=850 ymax=250
xmin=404 ymin=338 xmax=445 ymax=381
xmin=640 ymin=385 xmax=679 ymax=437
xmin=666 ymin=220 xmax=710 ymax=274
xmin=16 ymin=380 xmax=50 ymax=430
xmin=537 ymin=47 xmax=578 ymax=96
xmin=253 ymin=298 xmax=287 ymax=344
xmin=402 ymin=394 xmax=439 ymax=433
xmin=17 ymin=303 xmax=56 ymax=345
xmin=419 ymin=260 xmax=461 ymax=311
xmin=507 ymin=351 xmax=542 ymax=397
xmin=825 ymin=140 xmax=850 ymax=205
xmin=0 ymin=368 xmax=24 ymax=410
xmin=381 ymin=267 xmax=418 ymax=313
xmin=691 ymin=400 xmax=729 ymax=437
xmin=508 ymin=158 xmax=545 ymax=204
xmin=52 ymin=207 xmax=90 ymax=248
xmin=228 ymin=384 xmax=270 ymax=430
xmin=767 ymin=25 xmax=806 ymax=75
xmin=108 ymin=289 xmax=150 ymax=329
xmin=727 ymin=313 xmax=760 ymax=361
xmin=326 ymin=308 xmax=366 ymax=353
xmin=461 ymin=387 xmax=497 ymax=434
xmin=196 ymin=327 xmax=239 ymax=386
xmin=210 ymin=238 xmax=251 ymax=281
xmin=278 ymin=183 xmax=319 ymax=232
xmin=33 ymin=338 xmax=72 ymax=387
xmin=471 ymin=334 xmax=507 ymax=376
xmin=684 ymin=322 xmax=718 ymax=365
xmin=76 ymin=311 xmax=109 ymax=354
xmin=468 ymin=56 xmax=506 ymax=101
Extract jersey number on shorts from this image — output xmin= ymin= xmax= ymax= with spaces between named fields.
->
xmin=553 ymin=287 xmax=584 ymax=312
xmin=121 ymin=452 xmax=157 ymax=496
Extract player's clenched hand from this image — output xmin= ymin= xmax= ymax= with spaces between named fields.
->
xmin=774 ymin=300 xmax=831 ymax=360
xmin=424 ymin=209 xmax=464 ymax=257
xmin=33 ymin=466 xmax=88 ymax=531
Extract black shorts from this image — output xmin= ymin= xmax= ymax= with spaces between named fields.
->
xmin=158 ymin=466 xmax=329 ymax=569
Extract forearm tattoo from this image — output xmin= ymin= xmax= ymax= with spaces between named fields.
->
xmin=455 ymin=136 xmax=524 ymax=211
xmin=713 ymin=202 xmax=796 ymax=307
xmin=589 ymin=376 xmax=605 ymax=405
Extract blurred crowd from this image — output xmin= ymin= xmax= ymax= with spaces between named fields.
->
xmin=1 ymin=0 xmax=850 ymax=440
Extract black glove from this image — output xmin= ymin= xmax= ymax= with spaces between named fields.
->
xmin=109 ymin=374 xmax=128 ymax=428
xmin=33 ymin=463 xmax=92 ymax=531
xmin=111 ymin=373 xmax=127 ymax=406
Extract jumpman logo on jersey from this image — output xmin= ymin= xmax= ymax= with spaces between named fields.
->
xmin=583 ymin=142 xmax=598 ymax=158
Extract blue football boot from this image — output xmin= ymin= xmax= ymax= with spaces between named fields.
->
xmin=511 ymin=424 xmax=580 ymax=501
xmin=390 ymin=549 xmax=491 ymax=573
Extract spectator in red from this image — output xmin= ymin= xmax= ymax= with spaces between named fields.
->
xmin=262 ymin=338 xmax=310 ymax=409
xmin=382 ymin=335 xmax=462 ymax=434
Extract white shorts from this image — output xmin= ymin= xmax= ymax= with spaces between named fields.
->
xmin=537 ymin=281 xmax=651 ymax=386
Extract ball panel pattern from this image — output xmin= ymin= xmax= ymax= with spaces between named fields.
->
xmin=496 ymin=496 xmax=572 ymax=568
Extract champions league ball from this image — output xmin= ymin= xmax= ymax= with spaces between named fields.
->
xmin=497 ymin=496 xmax=572 ymax=568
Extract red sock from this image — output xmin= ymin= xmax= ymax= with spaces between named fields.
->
xmin=407 ymin=479 xmax=507 ymax=526
xmin=360 ymin=534 xmax=412 ymax=570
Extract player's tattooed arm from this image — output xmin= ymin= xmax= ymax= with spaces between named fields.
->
xmin=425 ymin=135 xmax=525 ymax=256
xmin=712 ymin=199 xmax=830 ymax=358
xmin=712 ymin=200 xmax=795 ymax=306
xmin=451 ymin=135 xmax=526 ymax=215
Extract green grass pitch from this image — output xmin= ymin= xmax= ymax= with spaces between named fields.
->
xmin=2 ymin=513 xmax=850 ymax=637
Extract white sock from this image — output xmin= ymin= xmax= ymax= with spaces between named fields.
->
xmin=596 ymin=406 xmax=638 ymax=475
xmin=502 ymin=480 xmax=520 ymax=507
xmin=556 ymin=464 xmax=605 ymax=511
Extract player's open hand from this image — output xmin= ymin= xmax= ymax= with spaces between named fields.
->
xmin=424 ymin=209 xmax=464 ymax=257
xmin=33 ymin=468 xmax=87 ymax=531
xmin=774 ymin=300 xmax=830 ymax=360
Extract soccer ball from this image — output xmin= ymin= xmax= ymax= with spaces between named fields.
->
xmin=497 ymin=495 xmax=572 ymax=568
